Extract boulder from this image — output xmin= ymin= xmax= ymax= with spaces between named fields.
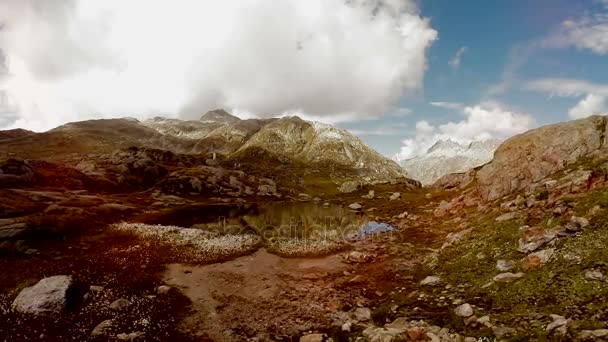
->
xmin=496 ymin=260 xmax=515 ymax=272
xmin=521 ymin=249 xmax=554 ymax=271
xmin=91 ymin=319 xmax=115 ymax=336
xmin=12 ymin=275 xmax=73 ymax=315
xmin=420 ymin=276 xmax=441 ymax=286
xmin=348 ymin=203 xmax=362 ymax=210
xmin=354 ymin=307 xmax=372 ymax=322
xmin=109 ymin=298 xmax=131 ymax=310
xmin=389 ymin=192 xmax=401 ymax=201
xmin=299 ymin=334 xmax=324 ymax=342
xmin=585 ymin=270 xmax=604 ymax=281
xmin=518 ymin=226 xmax=558 ymax=253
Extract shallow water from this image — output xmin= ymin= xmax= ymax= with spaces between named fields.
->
xmin=148 ymin=202 xmax=394 ymax=241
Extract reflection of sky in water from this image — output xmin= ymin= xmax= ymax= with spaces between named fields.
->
xmin=191 ymin=202 xmax=394 ymax=241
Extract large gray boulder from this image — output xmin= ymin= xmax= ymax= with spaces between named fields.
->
xmin=12 ymin=275 xmax=73 ymax=315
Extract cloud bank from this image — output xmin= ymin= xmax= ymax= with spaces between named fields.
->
xmin=394 ymin=102 xmax=534 ymax=161
xmin=526 ymin=78 xmax=608 ymax=119
xmin=0 ymin=0 xmax=437 ymax=131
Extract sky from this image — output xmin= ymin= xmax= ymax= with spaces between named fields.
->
xmin=0 ymin=0 xmax=607 ymax=161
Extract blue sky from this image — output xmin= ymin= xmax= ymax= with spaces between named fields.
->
xmin=340 ymin=0 xmax=608 ymax=158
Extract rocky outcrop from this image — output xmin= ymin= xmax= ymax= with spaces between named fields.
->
xmin=476 ymin=115 xmax=608 ymax=200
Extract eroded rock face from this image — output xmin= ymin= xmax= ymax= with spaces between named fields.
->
xmin=476 ymin=115 xmax=608 ymax=201
xmin=12 ymin=275 xmax=74 ymax=315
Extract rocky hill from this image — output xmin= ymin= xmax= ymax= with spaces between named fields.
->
xmin=401 ymin=139 xmax=501 ymax=185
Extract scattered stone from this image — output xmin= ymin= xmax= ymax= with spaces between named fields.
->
xmin=406 ymin=327 xmax=428 ymax=341
xmin=579 ymin=329 xmax=608 ymax=340
xmin=389 ymin=192 xmax=401 ymax=201
xmin=385 ymin=317 xmax=409 ymax=330
xmin=546 ymin=314 xmax=568 ymax=331
xmin=348 ymin=203 xmax=362 ymax=211
xmin=455 ymin=303 xmax=474 ymax=317
xmin=493 ymin=272 xmax=525 ymax=283
xmin=91 ymin=319 xmax=114 ymax=336
xmin=496 ymin=260 xmax=515 ymax=272
xmin=518 ymin=226 xmax=558 ymax=253
xmin=521 ymin=248 xmax=554 ymax=271
xmin=478 ymin=316 xmax=491 ymax=327
xmin=157 ymin=285 xmax=172 ymax=295
xmin=354 ymin=307 xmax=371 ymax=322
xmin=464 ymin=315 xmax=478 ymax=326
xmin=341 ymin=321 xmax=352 ymax=332
xmin=339 ymin=181 xmax=359 ymax=193
xmin=343 ymin=251 xmax=373 ymax=264
xmin=117 ymin=331 xmax=145 ymax=341
xmin=362 ymin=326 xmax=403 ymax=342
xmin=109 ymin=298 xmax=131 ymax=311
xmin=362 ymin=190 xmax=375 ymax=199
xmin=300 ymin=333 xmax=324 ymax=342
xmin=496 ymin=212 xmax=518 ymax=222
xmin=420 ymin=276 xmax=441 ymax=286
xmin=492 ymin=325 xmax=516 ymax=338
xmin=585 ymin=270 xmax=605 ymax=281
xmin=89 ymin=285 xmax=104 ymax=293
xmin=12 ymin=275 xmax=73 ymax=315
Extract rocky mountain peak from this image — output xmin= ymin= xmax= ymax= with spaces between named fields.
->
xmin=200 ymin=109 xmax=241 ymax=124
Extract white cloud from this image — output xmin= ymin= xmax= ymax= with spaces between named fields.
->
xmin=449 ymin=46 xmax=467 ymax=69
xmin=0 ymin=0 xmax=437 ymax=131
xmin=568 ymin=94 xmax=608 ymax=119
xmin=429 ymin=101 xmax=465 ymax=110
xmin=544 ymin=13 xmax=608 ymax=55
xmin=394 ymin=102 xmax=534 ymax=161
xmin=526 ymin=78 xmax=608 ymax=97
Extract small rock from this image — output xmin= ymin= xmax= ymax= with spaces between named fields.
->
xmin=496 ymin=260 xmax=515 ymax=272
xmin=495 ymin=212 xmax=518 ymax=222
xmin=91 ymin=319 xmax=114 ymax=336
xmin=344 ymin=251 xmax=373 ymax=264
xmin=464 ymin=315 xmax=478 ymax=326
xmin=546 ymin=314 xmax=568 ymax=331
xmin=521 ymin=249 xmax=554 ymax=271
xmin=420 ymin=276 xmax=441 ymax=286
xmin=362 ymin=190 xmax=375 ymax=199
xmin=493 ymin=272 xmax=525 ymax=283
xmin=300 ymin=333 xmax=324 ymax=342
xmin=109 ymin=298 xmax=131 ymax=310
xmin=492 ymin=325 xmax=516 ymax=338
xmin=24 ymin=249 xmax=38 ymax=255
xmin=579 ymin=329 xmax=608 ymax=340
xmin=341 ymin=321 xmax=352 ymax=332
xmin=117 ymin=331 xmax=145 ymax=341
xmin=348 ymin=203 xmax=362 ymax=210
xmin=455 ymin=303 xmax=474 ymax=317
xmin=585 ymin=270 xmax=604 ymax=281
xmin=354 ymin=307 xmax=371 ymax=322
xmin=89 ymin=285 xmax=104 ymax=293
xmin=478 ymin=315 xmax=491 ymax=327
xmin=157 ymin=285 xmax=172 ymax=295
xmin=406 ymin=327 xmax=429 ymax=341
xmin=389 ymin=192 xmax=401 ymax=201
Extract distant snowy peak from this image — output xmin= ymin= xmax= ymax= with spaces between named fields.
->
xmin=401 ymin=139 xmax=502 ymax=186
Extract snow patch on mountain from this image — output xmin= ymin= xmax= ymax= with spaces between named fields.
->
xmin=401 ymin=139 xmax=501 ymax=185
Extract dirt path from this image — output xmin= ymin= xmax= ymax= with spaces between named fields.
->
xmin=163 ymin=249 xmax=361 ymax=340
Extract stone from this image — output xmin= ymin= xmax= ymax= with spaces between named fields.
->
xmin=341 ymin=321 xmax=352 ymax=332
xmin=362 ymin=190 xmax=375 ymax=199
xmin=420 ymin=276 xmax=441 ymax=286
xmin=157 ymin=285 xmax=172 ymax=294
xmin=546 ymin=314 xmax=568 ymax=331
xmin=362 ymin=326 xmax=404 ymax=342
xmin=518 ymin=227 xmax=558 ymax=253
xmin=579 ymin=329 xmax=608 ymax=340
xmin=89 ymin=285 xmax=104 ymax=293
xmin=493 ymin=272 xmax=525 ymax=283
xmin=492 ymin=325 xmax=516 ymax=338
xmin=109 ymin=298 xmax=131 ymax=310
xmin=117 ymin=331 xmax=145 ymax=341
xmin=389 ymin=192 xmax=401 ymax=201
xmin=455 ymin=303 xmax=474 ymax=317
xmin=344 ymin=251 xmax=373 ymax=264
xmin=406 ymin=327 xmax=428 ymax=341
xmin=585 ymin=270 xmax=604 ymax=281
xmin=348 ymin=203 xmax=362 ymax=210
xmin=91 ymin=319 xmax=114 ymax=336
xmin=355 ymin=307 xmax=372 ymax=322
xmin=463 ymin=315 xmax=478 ymax=326
xmin=496 ymin=260 xmax=515 ymax=272
xmin=495 ymin=212 xmax=518 ymax=222
xmin=300 ymin=333 xmax=324 ymax=342
xmin=12 ymin=275 xmax=73 ymax=315
xmin=339 ymin=181 xmax=359 ymax=193
xmin=521 ymin=249 xmax=555 ymax=271
xmin=478 ymin=316 xmax=491 ymax=327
